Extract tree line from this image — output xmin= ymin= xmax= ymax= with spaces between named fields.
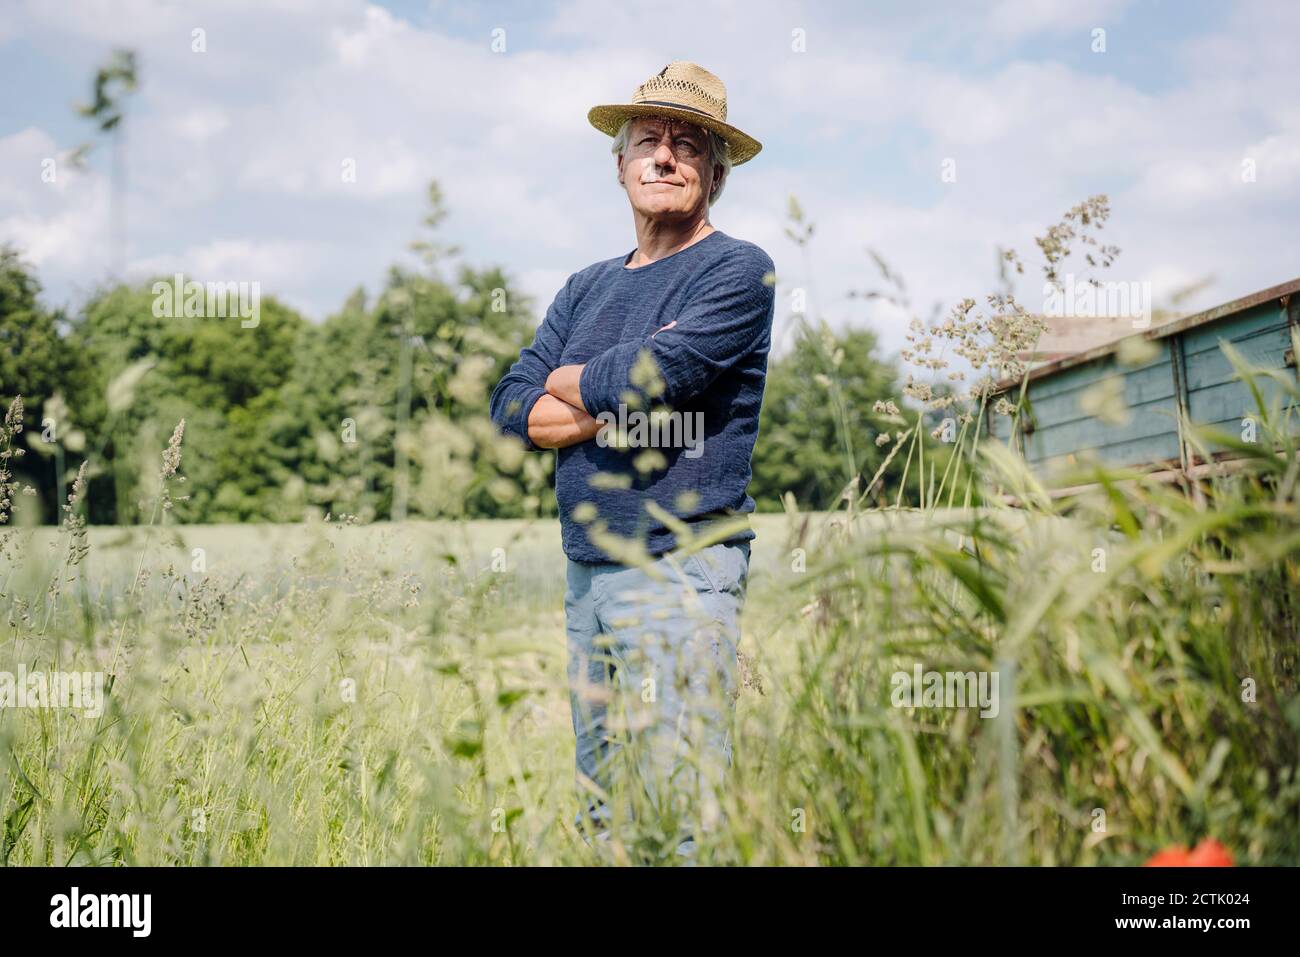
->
xmin=0 ymin=194 xmax=914 ymax=526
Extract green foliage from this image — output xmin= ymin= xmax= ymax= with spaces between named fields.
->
xmin=48 ymin=262 xmax=548 ymax=525
xmin=0 ymin=175 xmax=581 ymax=525
xmin=0 ymin=197 xmax=906 ymax=524
xmin=0 ymin=427 xmax=1296 ymax=864
xmin=273 ymin=263 xmax=547 ymax=522
xmin=0 ymin=247 xmax=64 ymax=409
xmin=0 ymin=245 xmax=90 ymax=523
xmin=751 ymin=322 xmax=907 ymax=511
xmin=65 ymin=283 xmax=306 ymax=523
xmin=75 ymin=48 xmax=137 ymax=134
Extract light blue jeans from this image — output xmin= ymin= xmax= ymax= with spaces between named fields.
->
xmin=564 ymin=540 xmax=750 ymax=839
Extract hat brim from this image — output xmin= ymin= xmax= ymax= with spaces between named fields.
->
xmin=588 ymin=103 xmax=762 ymax=166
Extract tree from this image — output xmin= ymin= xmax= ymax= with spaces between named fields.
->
xmin=750 ymin=324 xmax=907 ymax=511
xmin=276 ymin=261 xmax=543 ymax=523
xmin=1 ymin=178 xmax=567 ymax=525
xmin=0 ymin=245 xmax=87 ymax=521
xmin=66 ymin=281 xmax=307 ymax=523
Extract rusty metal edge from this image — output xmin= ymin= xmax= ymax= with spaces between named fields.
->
xmin=997 ymin=452 xmax=1293 ymax=505
xmin=994 ymin=276 xmax=1300 ymax=391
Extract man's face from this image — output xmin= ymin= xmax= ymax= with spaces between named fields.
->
xmin=618 ymin=117 xmax=718 ymax=221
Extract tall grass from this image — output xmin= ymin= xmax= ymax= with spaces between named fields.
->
xmin=0 ymin=360 xmax=1296 ymax=864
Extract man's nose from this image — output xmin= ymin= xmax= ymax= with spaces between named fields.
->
xmin=653 ymin=142 xmax=675 ymax=168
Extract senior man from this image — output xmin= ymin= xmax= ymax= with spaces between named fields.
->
xmin=489 ymin=62 xmax=774 ymax=849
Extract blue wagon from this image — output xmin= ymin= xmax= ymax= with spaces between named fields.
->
xmin=988 ymin=278 xmax=1300 ymax=484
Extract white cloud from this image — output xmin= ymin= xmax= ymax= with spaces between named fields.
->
xmin=0 ymin=0 xmax=1294 ymax=339
xmin=130 ymin=238 xmax=330 ymax=287
xmin=0 ymin=128 xmax=110 ymax=285
xmin=987 ymin=0 xmax=1130 ymax=42
xmin=1 ymin=200 xmax=107 ymax=272
xmin=0 ymin=128 xmax=64 ymax=205
xmin=171 ymin=108 xmax=230 ymax=142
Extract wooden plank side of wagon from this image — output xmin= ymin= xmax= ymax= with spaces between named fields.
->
xmin=986 ymin=277 xmax=1300 ymax=480
xmin=1022 ymin=347 xmax=1183 ymax=470
xmin=986 ymin=341 xmax=1182 ymax=471
xmin=1181 ymin=297 xmax=1299 ymax=455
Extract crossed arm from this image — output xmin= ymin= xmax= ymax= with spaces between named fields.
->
xmin=490 ymin=249 xmax=774 ymax=453
xmin=487 ymin=278 xmax=600 ymax=451
xmin=527 ymin=366 xmax=594 ymax=449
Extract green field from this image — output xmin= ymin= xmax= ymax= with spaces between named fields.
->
xmin=0 ymin=514 xmax=815 ymax=865
xmin=2 ymin=491 xmax=1297 ymax=866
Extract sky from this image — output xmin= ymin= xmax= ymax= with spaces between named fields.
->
xmin=1 ymin=0 xmax=1297 ymax=359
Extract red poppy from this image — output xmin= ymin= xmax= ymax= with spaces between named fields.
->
xmin=1144 ymin=838 xmax=1234 ymax=867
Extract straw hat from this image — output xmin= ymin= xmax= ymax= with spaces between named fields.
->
xmin=588 ymin=61 xmax=762 ymax=166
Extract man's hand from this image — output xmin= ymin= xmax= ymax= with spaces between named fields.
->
xmin=527 ymin=393 xmax=601 ymax=449
xmin=545 ymin=364 xmax=587 ymax=412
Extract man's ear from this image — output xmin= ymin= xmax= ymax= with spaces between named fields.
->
xmin=616 ymin=152 xmax=626 ymax=187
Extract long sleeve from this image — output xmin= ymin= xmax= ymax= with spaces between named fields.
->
xmin=578 ymin=245 xmax=774 ymax=415
xmin=489 ymin=278 xmax=573 ymax=451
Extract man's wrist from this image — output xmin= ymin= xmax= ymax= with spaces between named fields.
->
xmin=528 ymin=393 xmax=599 ymax=449
xmin=545 ymin=363 xmax=588 ymax=412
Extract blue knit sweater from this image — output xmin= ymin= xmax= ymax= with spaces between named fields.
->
xmin=489 ymin=230 xmax=775 ymax=563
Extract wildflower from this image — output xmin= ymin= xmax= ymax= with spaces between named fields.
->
xmin=53 ymin=461 xmax=91 ymax=569
xmin=162 ymin=419 xmax=186 ymax=479
xmin=159 ymin=419 xmax=189 ymax=512
xmin=1143 ymin=838 xmax=1234 ymax=867
xmin=65 ymin=461 xmax=88 ymax=513
xmin=903 ymin=378 xmax=933 ymax=404
xmin=4 ymin=396 xmax=23 ymax=433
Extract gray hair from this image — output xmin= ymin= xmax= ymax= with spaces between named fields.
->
xmin=611 ymin=118 xmax=732 ymax=206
